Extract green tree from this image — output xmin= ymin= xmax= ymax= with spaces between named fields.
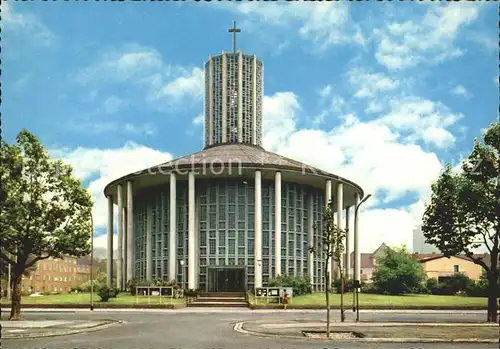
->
xmin=372 ymin=246 xmax=426 ymax=295
xmin=422 ymin=122 xmax=499 ymax=322
xmin=0 ymin=130 xmax=93 ymax=320
xmin=309 ymin=203 xmax=346 ymax=337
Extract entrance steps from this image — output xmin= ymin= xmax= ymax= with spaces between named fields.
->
xmin=187 ymin=292 xmax=248 ymax=308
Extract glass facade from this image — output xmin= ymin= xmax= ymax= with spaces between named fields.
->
xmin=133 ymin=178 xmax=326 ymax=291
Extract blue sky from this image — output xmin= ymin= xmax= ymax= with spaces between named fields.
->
xmin=3 ymin=1 xmax=498 ymax=252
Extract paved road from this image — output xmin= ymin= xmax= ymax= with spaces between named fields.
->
xmin=1 ymin=310 xmax=497 ymax=349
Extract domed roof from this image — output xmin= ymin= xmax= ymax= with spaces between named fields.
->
xmin=103 ymin=143 xmax=364 ymax=206
xmin=154 ymin=143 xmax=331 ymax=175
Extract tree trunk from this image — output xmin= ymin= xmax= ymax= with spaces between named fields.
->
xmin=486 ymin=273 xmax=498 ymax=323
xmin=9 ymin=273 xmax=22 ymax=321
xmin=326 ymin=270 xmax=330 ymax=338
xmin=340 ymin=272 xmax=345 ymax=322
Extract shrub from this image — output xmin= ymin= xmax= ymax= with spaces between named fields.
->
xmin=332 ymin=279 xmax=367 ymax=294
xmin=267 ymin=276 xmax=312 ymax=296
xmin=439 ymin=273 xmax=472 ymax=294
xmin=80 ymin=279 xmax=103 ymax=293
xmin=70 ymin=286 xmax=82 ymax=293
xmin=361 ymin=282 xmax=380 ymax=294
xmin=108 ymin=287 xmax=119 ymax=298
xmin=127 ymin=278 xmax=138 ymax=295
xmin=183 ymin=288 xmax=199 ymax=297
xmin=97 ymin=285 xmax=111 ymax=302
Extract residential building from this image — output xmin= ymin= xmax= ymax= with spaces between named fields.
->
xmin=412 ymin=253 xmax=488 ymax=281
xmin=21 ymin=256 xmax=91 ymax=294
xmin=349 ymin=243 xmax=391 ymax=282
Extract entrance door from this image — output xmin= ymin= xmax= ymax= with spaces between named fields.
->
xmin=207 ymin=267 xmax=245 ymax=292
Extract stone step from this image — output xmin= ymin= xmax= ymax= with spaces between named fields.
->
xmin=187 ymin=302 xmax=248 ymax=308
xmin=199 ymin=292 xmax=246 ymax=298
xmin=196 ymin=297 xmax=245 ymax=302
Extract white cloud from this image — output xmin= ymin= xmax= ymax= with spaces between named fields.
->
xmin=151 ymin=67 xmax=204 ymax=101
xmin=74 ymin=44 xmax=203 ymax=111
xmin=223 ymin=2 xmax=365 ymax=51
xmin=468 ymin=34 xmax=498 ymax=52
xmin=379 ymin=97 xmax=463 ymax=148
xmin=69 ymin=121 xmax=155 ymax=136
xmin=262 ymin=92 xmax=448 ymax=252
xmin=450 ymin=85 xmax=471 ymax=98
xmin=263 ymin=92 xmax=301 ymax=150
xmin=373 ymin=3 xmax=479 ymax=69
xmin=347 ymin=68 xmax=399 ymax=98
xmin=75 ymin=44 xmax=164 ymax=85
xmin=3 ymin=2 xmax=57 ymax=47
xmin=52 ymin=143 xmax=173 ymax=231
xmin=318 ymin=84 xmax=333 ymax=100
xmin=102 ymin=96 xmax=125 ymax=114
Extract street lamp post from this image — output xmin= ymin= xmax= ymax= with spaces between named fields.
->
xmin=353 ymin=193 xmax=371 ymax=322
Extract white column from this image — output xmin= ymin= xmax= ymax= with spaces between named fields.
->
xmin=354 ymin=193 xmax=361 ymax=283
xmin=308 ymin=192 xmax=314 ymax=288
xmin=122 ymin=208 xmax=127 ymax=289
xmin=252 ymin=55 xmax=257 ymax=145
xmin=345 ymin=207 xmax=351 ymax=280
xmin=188 ymin=172 xmax=196 ymax=289
xmin=117 ymin=185 xmax=123 ymax=290
xmin=208 ymin=56 xmax=214 ymax=147
xmin=274 ymin=171 xmax=281 ymax=278
xmin=325 ymin=180 xmax=332 ymax=290
xmin=336 ymin=183 xmax=344 ymax=279
xmin=126 ymin=180 xmax=134 ymax=283
xmin=222 ymin=52 xmax=227 ymax=143
xmin=106 ymin=196 xmax=114 ymax=288
xmin=146 ymin=202 xmax=153 ymax=281
xmin=169 ymin=172 xmax=177 ymax=282
xmin=237 ymin=51 xmax=243 ymax=143
xmin=254 ymin=170 xmax=263 ymax=288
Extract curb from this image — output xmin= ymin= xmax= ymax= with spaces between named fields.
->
xmin=249 ymin=305 xmax=489 ymax=310
xmin=2 ymin=320 xmax=123 ymax=339
xmin=0 ymin=303 xmax=185 ymax=309
xmin=233 ymin=322 xmax=498 ymax=343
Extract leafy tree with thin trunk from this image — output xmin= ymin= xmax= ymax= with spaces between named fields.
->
xmin=309 ymin=202 xmax=346 ymax=337
xmin=371 ymin=246 xmax=426 ymax=295
xmin=422 ymin=122 xmax=499 ymax=322
xmin=0 ymin=130 xmax=93 ymax=320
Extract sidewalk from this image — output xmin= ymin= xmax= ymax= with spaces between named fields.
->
xmin=1 ymin=319 xmax=122 ymax=339
xmin=235 ymin=319 xmax=499 ymax=343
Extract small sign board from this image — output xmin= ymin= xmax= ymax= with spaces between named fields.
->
xmin=255 ymin=288 xmax=268 ymax=297
xmin=268 ymin=288 xmax=280 ymax=297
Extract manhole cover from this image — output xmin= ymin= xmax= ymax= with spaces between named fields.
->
xmin=302 ymin=331 xmax=362 ymax=339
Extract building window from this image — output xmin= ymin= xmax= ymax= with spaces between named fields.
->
xmin=453 ymin=265 xmax=459 ymax=273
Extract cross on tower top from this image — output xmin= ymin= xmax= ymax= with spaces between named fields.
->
xmin=228 ymin=21 xmax=241 ymax=54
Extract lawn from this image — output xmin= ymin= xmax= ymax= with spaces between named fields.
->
xmin=0 ymin=293 xmax=186 ymax=305
xmin=249 ymin=292 xmax=488 ymax=307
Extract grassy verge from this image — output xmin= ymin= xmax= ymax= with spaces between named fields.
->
xmin=249 ymin=292 xmax=488 ymax=308
xmin=357 ymin=325 xmax=497 ymax=339
xmin=0 ymin=293 xmax=186 ymax=306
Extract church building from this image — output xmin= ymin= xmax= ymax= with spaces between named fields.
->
xmin=103 ymin=23 xmax=366 ymax=293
